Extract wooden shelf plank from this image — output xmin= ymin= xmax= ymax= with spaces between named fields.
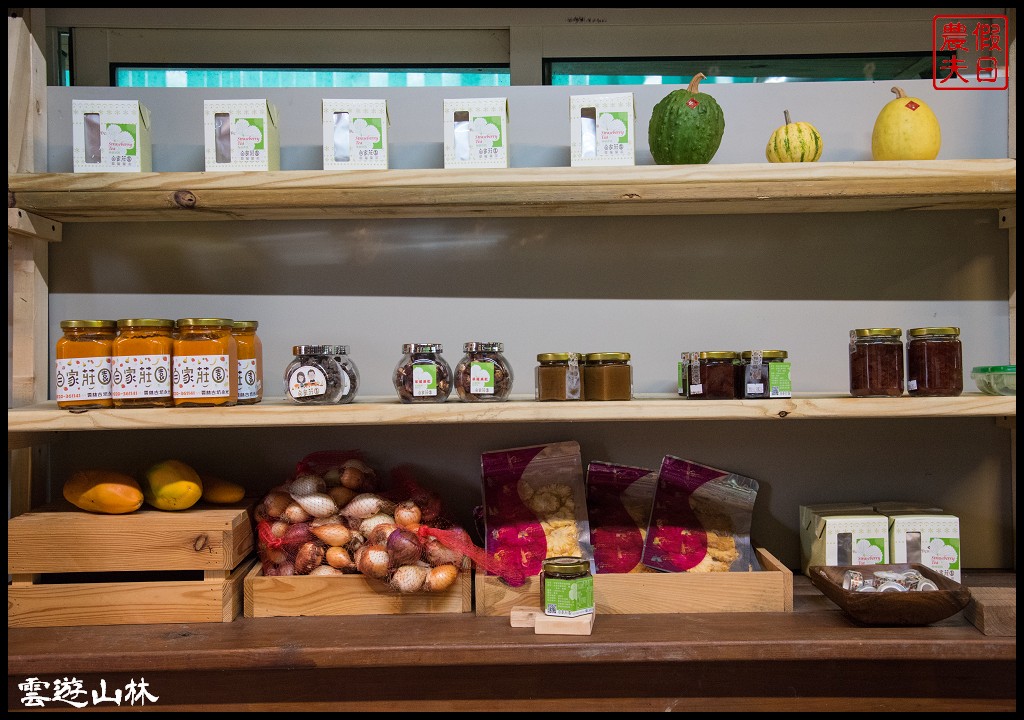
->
xmin=7 ymin=159 xmax=1016 ymax=222
xmin=6 ymin=393 xmax=1015 ymax=434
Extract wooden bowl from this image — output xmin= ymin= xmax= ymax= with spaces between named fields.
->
xmin=807 ymin=564 xmax=971 ymax=626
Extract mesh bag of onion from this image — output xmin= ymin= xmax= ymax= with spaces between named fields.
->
xmin=255 ymin=452 xmax=524 ymax=592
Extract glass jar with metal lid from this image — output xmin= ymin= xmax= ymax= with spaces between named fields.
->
xmin=739 ymin=350 xmax=792 ymax=399
xmin=112 ymin=318 xmax=175 ymax=408
xmin=393 ymin=343 xmax=452 ymax=403
xmin=173 ymin=318 xmax=238 ymax=406
xmin=455 ymin=341 xmax=513 ymax=402
xmin=688 ymin=351 xmax=739 ymax=400
xmin=284 ymin=345 xmax=359 ymax=404
xmin=582 ymin=352 xmax=632 ymax=401
xmin=55 ymin=320 xmax=116 ymax=410
xmin=849 ymin=328 xmax=904 ymax=397
xmin=232 ymin=320 xmax=264 ymax=405
xmin=906 ymin=327 xmax=962 ymax=397
xmin=541 ymin=556 xmax=594 ymax=617
xmin=535 ymin=352 xmax=584 ymax=401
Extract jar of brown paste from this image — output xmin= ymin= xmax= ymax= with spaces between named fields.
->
xmin=535 ymin=353 xmax=584 ymax=401
xmin=689 ymin=351 xmax=739 ymax=400
xmin=906 ymin=327 xmax=962 ymax=397
xmin=849 ymin=328 xmax=904 ymax=397
xmin=583 ymin=352 xmax=632 ymax=401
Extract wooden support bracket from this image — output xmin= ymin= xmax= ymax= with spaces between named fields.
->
xmin=510 ymin=605 xmax=596 ymax=636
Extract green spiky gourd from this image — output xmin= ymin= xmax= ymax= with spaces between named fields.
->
xmin=648 ymin=73 xmax=725 ymax=165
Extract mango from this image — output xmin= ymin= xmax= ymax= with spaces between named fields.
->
xmin=200 ymin=473 xmax=246 ymax=504
xmin=63 ymin=469 xmax=144 ymax=514
xmin=142 ymin=459 xmax=203 ymax=511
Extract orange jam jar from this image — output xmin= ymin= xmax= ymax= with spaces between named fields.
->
xmin=173 ymin=318 xmax=238 ymax=407
xmin=231 ymin=320 xmax=264 ymax=405
xmin=112 ymin=318 xmax=175 ymax=408
xmin=55 ymin=320 xmax=116 ymax=409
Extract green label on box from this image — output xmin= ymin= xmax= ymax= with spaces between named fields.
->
xmin=769 ymin=362 xmax=792 ymax=398
xmin=543 ymin=575 xmax=594 ymax=617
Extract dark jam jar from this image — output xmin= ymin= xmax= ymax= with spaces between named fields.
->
xmin=689 ymin=351 xmax=739 ymax=400
xmin=849 ymin=328 xmax=904 ymax=397
xmin=906 ymin=327 xmax=963 ymax=397
xmin=740 ymin=350 xmax=791 ymax=399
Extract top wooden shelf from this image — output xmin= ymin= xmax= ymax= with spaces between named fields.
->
xmin=7 ymin=159 xmax=1016 ymax=222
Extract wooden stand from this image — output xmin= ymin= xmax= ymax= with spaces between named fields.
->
xmin=510 ymin=605 xmax=596 ymax=636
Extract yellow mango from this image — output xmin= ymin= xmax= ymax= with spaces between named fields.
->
xmin=63 ymin=470 xmax=144 ymax=514
xmin=143 ymin=459 xmax=203 ymax=511
xmin=200 ymin=473 xmax=246 ymax=504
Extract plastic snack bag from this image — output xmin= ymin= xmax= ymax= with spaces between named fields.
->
xmin=586 ymin=461 xmax=658 ymax=574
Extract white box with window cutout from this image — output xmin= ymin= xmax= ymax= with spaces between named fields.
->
xmin=888 ymin=513 xmax=962 ymax=582
xmin=322 ymin=99 xmax=389 ymax=170
xmin=72 ymin=99 xmax=152 ymax=173
xmin=569 ymin=92 xmax=635 ymax=167
xmin=442 ymin=97 xmax=508 ymax=169
xmin=203 ymin=99 xmax=280 ymax=171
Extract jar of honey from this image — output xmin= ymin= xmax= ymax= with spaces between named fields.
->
xmin=232 ymin=320 xmax=264 ymax=405
xmin=583 ymin=352 xmax=632 ymax=401
xmin=173 ymin=318 xmax=238 ymax=407
xmin=55 ymin=320 xmax=116 ymax=409
xmin=112 ymin=318 xmax=175 ymax=408
xmin=535 ymin=353 xmax=584 ymax=401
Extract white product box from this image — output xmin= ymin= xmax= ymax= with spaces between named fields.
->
xmin=442 ymin=97 xmax=508 ymax=168
xmin=888 ymin=513 xmax=961 ymax=582
xmin=203 ymin=99 xmax=280 ymax=171
xmin=72 ymin=99 xmax=152 ymax=173
xmin=569 ymin=92 xmax=635 ymax=167
xmin=873 ymin=501 xmax=944 ymax=514
xmin=322 ymin=99 xmax=389 ymax=170
xmin=800 ymin=506 xmax=889 ymax=575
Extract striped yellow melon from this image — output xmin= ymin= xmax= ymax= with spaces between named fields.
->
xmin=766 ymin=110 xmax=823 ymax=163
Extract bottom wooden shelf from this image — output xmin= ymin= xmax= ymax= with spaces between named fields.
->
xmin=7 ymin=573 xmax=1015 ymax=711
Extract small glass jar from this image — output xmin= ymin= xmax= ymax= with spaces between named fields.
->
xmin=232 ymin=321 xmax=264 ymax=405
xmin=583 ymin=352 xmax=632 ymax=401
xmin=688 ymin=351 xmax=739 ymax=400
xmin=393 ymin=343 xmax=452 ymax=403
xmin=455 ymin=341 xmax=513 ymax=402
xmin=535 ymin=353 xmax=584 ymax=401
xmin=173 ymin=318 xmax=238 ymax=407
xmin=284 ymin=345 xmax=359 ymax=404
xmin=55 ymin=320 xmax=116 ymax=410
xmin=906 ymin=327 xmax=963 ymax=397
xmin=739 ymin=350 xmax=792 ymax=399
xmin=849 ymin=328 xmax=904 ymax=398
xmin=541 ymin=556 xmax=594 ymax=618
xmin=112 ymin=318 xmax=175 ymax=408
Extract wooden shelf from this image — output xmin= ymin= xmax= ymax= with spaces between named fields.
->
xmin=7 ymin=159 xmax=1016 ymax=222
xmin=7 ymin=393 xmax=1015 ymax=437
xmin=6 ymin=573 xmax=1015 ymax=711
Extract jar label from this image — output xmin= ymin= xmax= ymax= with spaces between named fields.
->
xmin=543 ymin=575 xmax=594 ymax=617
xmin=566 ymin=353 xmax=581 ymax=400
xmin=56 ymin=357 xmax=112 ymax=402
xmin=289 ymin=366 xmax=327 ymax=398
xmin=689 ymin=383 xmax=704 ymax=395
xmin=112 ymin=354 xmax=171 ymax=399
xmin=677 ymin=361 xmax=686 ymax=395
xmin=173 ymin=354 xmax=231 ymax=399
xmin=238 ymin=358 xmax=261 ymax=400
xmin=768 ymin=362 xmax=792 ymax=399
xmin=470 ymin=360 xmax=495 ymax=394
xmin=746 ymin=382 xmax=765 ymax=395
xmin=907 ymin=379 xmax=918 ymax=391
xmin=413 ymin=364 xmax=438 ymax=396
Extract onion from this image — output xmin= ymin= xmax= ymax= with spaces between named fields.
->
xmin=424 ymin=563 xmax=460 ymax=592
xmin=282 ymin=502 xmax=311 ymax=524
xmin=289 ymin=473 xmax=326 ymax=497
xmin=359 ymin=513 xmax=397 ymax=536
xmin=326 ymin=546 xmax=355 ymax=570
xmin=328 ymin=485 xmax=357 ymax=508
xmin=343 ymin=493 xmax=393 ymax=520
xmin=390 ymin=564 xmax=428 ymax=593
xmin=393 ymin=500 xmax=422 ymax=529
xmin=367 ymin=522 xmax=398 ymax=546
xmin=312 ymin=523 xmax=352 ymax=547
xmin=294 ymin=542 xmax=325 ymax=575
xmin=270 ymin=520 xmax=290 ymax=538
xmin=294 ymin=492 xmax=339 ymax=519
xmin=263 ymin=491 xmax=293 ymax=518
xmin=340 ymin=459 xmax=375 ymax=490
xmin=308 ymin=565 xmax=345 ymax=576
xmin=280 ymin=522 xmax=314 ymax=550
xmin=356 ymin=544 xmax=391 ymax=579
xmin=387 ymin=528 xmax=423 ymax=566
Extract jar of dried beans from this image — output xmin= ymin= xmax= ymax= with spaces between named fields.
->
xmin=284 ymin=345 xmax=359 ymax=404
xmin=849 ymin=328 xmax=904 ymax=398
xmin=455 ymin=341 xmax=513 ymax=402
xmin=393 ymin=343 xmax=453 ymax=403
xmin=906 ymin=327 xmax=962 ymax=397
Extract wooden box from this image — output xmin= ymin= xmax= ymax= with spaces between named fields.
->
xmin=475 ymin=547 xmax=793 ymax=616
xmin=243 ymin=564 xmax=473 ymax=618
xmin=7 ymin=501 xmax=255 ymax=628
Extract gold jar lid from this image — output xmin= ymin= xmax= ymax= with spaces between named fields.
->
xmin=537 ymin=352 xmax=583 ymax=363
xmin=584 ymin=352 xmax=630 ymax=362
xmin=853 ymin=328 xmax=902 ymax=337
xmin=60 ymin=320 xmax=116 ymax=329
xmin=232 ymin=320 xmax=259 ymax=330
xmin=176 ymin=318 xmax=234 ymax=328
xmin=741 ymin=350 xmax=788 ymax=360
xmin=907 ymin=327 xmax=959 ymax=337
xmin=699 ymin=351 xmax=739 ymax=360
xmin=116 ymin=318 xmax=175 ymax=328
xmin=542 ymin=556 xmax=590 ymax=576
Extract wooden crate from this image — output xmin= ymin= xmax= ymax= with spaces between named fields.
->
xmin=475 ymin=547 xmax=793 ymax=617
xmin=244 ymin=564 xmax=473 ymax=617
xmin=7 ymin=501 xmax=255 ymax=628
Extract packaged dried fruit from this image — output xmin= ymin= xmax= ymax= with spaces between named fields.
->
xmin=586 ymin=461 xmax=658 ymax=574
xmin=481 ymin=441 xmax=594 ymax=581
xmin=642 ymin=456 xmax=761 ymax=573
